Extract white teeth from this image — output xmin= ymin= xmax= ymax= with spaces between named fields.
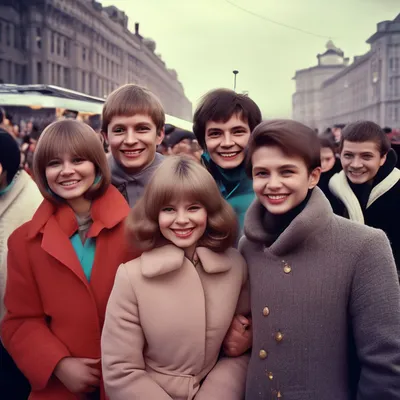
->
xmin=267 ymin=195 xmax=287 ymax=199
xmin=174 ymin=229 xmax=193 ymax=235
xmin=124 ymin=150 xmax=142 ymax=155
xmin=60 ymin=181 xmax=78 ymax=186
xmin=220 ymin=152 xmax=239 ymax=158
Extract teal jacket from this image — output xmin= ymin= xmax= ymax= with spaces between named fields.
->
xmin=202 ymin=153 xmax=254 ymax=231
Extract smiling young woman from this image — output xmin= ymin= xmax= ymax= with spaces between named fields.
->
xmin=0 ymin=120 xmax=139 ymax=400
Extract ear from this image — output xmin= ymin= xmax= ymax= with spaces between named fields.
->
xmin=379 ymin=153 xmax=387 ymax=167
xmin=0 ymin=163 xmax=3 ymax=176
xmin=101 ymin=130 xmax=108 ymax=142
xmin=308 ymin=167 xmax=321 ymax=189
xmin=156 ymin=127 xmax=165 ymax=146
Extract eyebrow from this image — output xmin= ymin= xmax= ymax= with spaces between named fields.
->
xmin=207 ymin=125 xmax=248 ymax=131
xmin=253 ymin=164 xmax=299 ymax=170
xmin=343 ymin=151 xmax=374 ymax=155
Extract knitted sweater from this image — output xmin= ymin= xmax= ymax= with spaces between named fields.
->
xmin=0 ymin=171 xmax=42 ymax=321
xmin=240 ymin=187 xmax=400 ymax=399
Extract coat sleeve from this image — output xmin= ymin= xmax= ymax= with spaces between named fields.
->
xmin=101 ymin=264 xmax=173 ymax=400
xmin=194 ymin=354 xmax=249 ymax=400
xmin=350 ymin=229 xmax=400 ymax=399
xmin=0 ymin=233 xmax=71 ymax=391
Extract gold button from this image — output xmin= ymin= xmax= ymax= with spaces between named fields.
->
xmin=262 ymin=307 xmax=270 ymax=316
xmin=275 ymin=331 xmax=284 ymax=343
xmin=259 ymin=349 xmax=268 ymax=359
xmin=283 ymin=263 xmax=291 ymax=274
xmin=267 ymin=371 xmax=273 ymax=380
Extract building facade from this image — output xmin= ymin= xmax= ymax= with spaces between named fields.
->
xmin=292 ymin=13 xmax=400 ymax=131
xmin=0 ymin=0 xmax=192 ymax=120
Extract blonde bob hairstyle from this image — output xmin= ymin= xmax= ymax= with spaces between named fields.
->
xmin=33 ymin=119 xmax=111 ymax=203
xmin=126 ymin=156 xmax=238 ymax=252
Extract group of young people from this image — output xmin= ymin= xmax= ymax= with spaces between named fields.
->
xmin=0 ymin=83 xmax=399 ymax=400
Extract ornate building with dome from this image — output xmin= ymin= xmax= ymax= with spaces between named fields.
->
xmin=0 ymin=0 xmax=192 ymax=120
xmin=292 ymin=13 xmax=400 ymax=131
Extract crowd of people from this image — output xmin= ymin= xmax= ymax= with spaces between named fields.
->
xmin=0 ymin=83 xmax=400 ymax=400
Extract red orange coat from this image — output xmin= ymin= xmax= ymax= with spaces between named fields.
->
xmin=1 ymin=185 xmax=138 ymax=400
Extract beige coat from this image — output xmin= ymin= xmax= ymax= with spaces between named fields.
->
xmin=101 ymin=244 xmax=249 ymax=400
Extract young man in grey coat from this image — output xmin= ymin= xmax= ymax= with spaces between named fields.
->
xmin=102 ymin=84 xmax=165 ymax=207
xmin=226 ymin=119 xmax=400 ymax=399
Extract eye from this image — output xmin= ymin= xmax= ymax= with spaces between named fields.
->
xmin=47 ymin=160 xmax=60 ymax=167
xmin=343 ymin=153 xmax=352 ymax=159
xmin=207 ymin=131 xmax=221 ymax=138
xmin=137 ymin=125 xmax=150 ymax=132
xmin=254 ymin=171 xmax=267 ymax=177
xmin=161 ymin=207 xmax=175 ymax=213
xmin=233 ymin=129 xmax=247 ymax=135
xmin=363 ymin=155 xmax=373 ymax=160
xmin=113 ymin=126 xmax=125 ymax=134
xmin=72 ymin=157 xmax=85 ymax=164
xmin=188 ymin=205 xmax=202 ymax=211
xmin=281 ymin=170 xmax=295 ymax=176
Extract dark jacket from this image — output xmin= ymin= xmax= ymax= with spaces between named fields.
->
xmin=317 ymin=156 xmax=342 ymax=199
xmin=328 ymin=149 xmax=400 ymax=273
xmin=240 ymin=187 xmax=400 ymax=399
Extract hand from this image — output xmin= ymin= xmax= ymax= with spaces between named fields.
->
xmin=223 ymin=314 xmax=252 ymax=357
xmin=54 ymin=357 xmax=101 ymax=394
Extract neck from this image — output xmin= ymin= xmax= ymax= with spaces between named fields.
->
xmin=67 ymin=197 xmax=92 ymax=216
xmin=184 ymin=244 xmax=197 ymax=261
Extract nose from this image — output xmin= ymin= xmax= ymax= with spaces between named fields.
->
xmin=60 ymin=162 xmax=74 ymax=175
xmin=266 ymin=174 xmax=282 ymax=190
xmin=350 ymin=157 xmax=363 ymax=169
xmin=124 ymin=129 xmax=139 ymax=146
xmin=221 ymin=132 xmax=235 ymax=148
xmin=175 ymin=209 xmax=189 ymax=225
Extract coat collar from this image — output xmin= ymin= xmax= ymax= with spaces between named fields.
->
xmin=328 ymin=168 xmax=400 ymax=224
xmin=27 ymin=185 xmax=130 ymax=240
xmin=244 ymin=187 xmax=333 ymax=257
xmin=140 ymin=244 xmax=232 ymax=278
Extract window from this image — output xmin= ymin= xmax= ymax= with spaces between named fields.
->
xmin=8 ymin=60 xmax=12 ymax=82
xmin=82 ymin=71 xmax=86 ymax=91
xmin=36 ymin=27 xmax=42 ymax=49
xmin=57 ymin=36 xmax=61 ymax=55
xmin=390 ymin=57 xmax=399 ymax=72
xmin=6 ymin=24 xmax=10 ymax=46
xmin=57 ymin=65 xmax=61 ymax=85
xmin=37 ymin=62 xmax=42 ymax=83
xmin=82 ymin=47 xmax=86 ymax=61
xmin=64 ymin=38 xmax=68 ymax=57
xmin=14 ymin=27 xmax=18 ymax=48
xmin=52 ymin=63 xmax=56 ymax=84
xmin=51 ymin=32 xmax=55 ymax=53
xmin=0 ymin=21 xmax=2 ymax=43
xmin=64 ymin=67 xmax=70 ymax=87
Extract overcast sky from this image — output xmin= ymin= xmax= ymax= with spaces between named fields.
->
xmin=100 ymin=0 xmax=399 ymax=119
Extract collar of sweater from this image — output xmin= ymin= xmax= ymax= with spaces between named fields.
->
xmin=108 ymin=152 xmax=164 ymax=185
xmin=243 ymin=187 xmax=332 ymax=257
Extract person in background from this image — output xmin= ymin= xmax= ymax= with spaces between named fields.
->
xmin=166 ymin=128 xmax=203 ymax=162
xmin=328 ymin=121 xmax=400 ymax=276
xmin=317 ymin=136 xmax=342 ymax=197
xmin=193 ymin=88 xmax=262 ymax=231
xmin=102 ymin=156 xmax=250 ymax=400
xmin=1 ymin=120 xmax=139 ymax=399
xmin=0 ymin=131 xmax=42 ymax=400
xmin=236 ymin=119 xmax=400 ymax=399
xmin=102 ymin=84 xmax=165 ymax=207
xmin=332 ymin=123 xmax=346 ymax=144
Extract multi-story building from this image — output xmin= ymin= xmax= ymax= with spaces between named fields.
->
xmin=0 ymin=0 xmax=192 ymax=120
xmin=292 ymin=13 xmax=400 ymax=131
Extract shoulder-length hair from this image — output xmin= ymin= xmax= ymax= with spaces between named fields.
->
xmin=126 ymin=156 xmax=238 ymax=252
xmin=33 ymin=119 xmax=111 ymax=203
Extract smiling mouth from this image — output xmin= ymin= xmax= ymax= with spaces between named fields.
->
xmin=171 ymin=228 xmax=195 ymax=238
xmin=349 ymin=170 xmax=365 ymax=176
xmin=218 ymin=151 xmax=241 ymax=159
xmin=59 ymin=180 xmax=80 ymax=187
xmin=121 ymin=149 xmax=145 ymax=157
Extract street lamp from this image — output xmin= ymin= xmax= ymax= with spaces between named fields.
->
xmin=233 ymin=70 xmax=239 ymax=91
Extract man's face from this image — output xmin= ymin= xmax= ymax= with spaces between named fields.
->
xmin=204 ymin=114 xmax=251 ymax=169
xmin=340 ymin=140 xmax=386 ymax=184
xmin=106 ymin=114 xmax=164 ymax=174
xmin=252 ymin=145 xmax=321 ymax=215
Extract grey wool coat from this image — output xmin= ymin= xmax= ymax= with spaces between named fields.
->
xmin=240 ymin=187 xmax=400 ymax=400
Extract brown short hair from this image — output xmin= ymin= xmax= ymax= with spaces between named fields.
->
xmin=101 ymin=84 xmax=165 ymax=134
xmin=33 ymin=120 xmax=111 ymax=203
xmin=319 ymin=136 xmax=337 ymax=154
xmin=245 ymin=119 xmax=321 ymax=177
xmin=193 ymin=88 xmax=262 ymax=150
xmin=340 ymin=120 xmax=391 ymax=156
xmin=126 ymin=156 xmax=238 ymax=252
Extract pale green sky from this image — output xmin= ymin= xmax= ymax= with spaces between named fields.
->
xmin=100 ymin=0 xmax=399 ymax=119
